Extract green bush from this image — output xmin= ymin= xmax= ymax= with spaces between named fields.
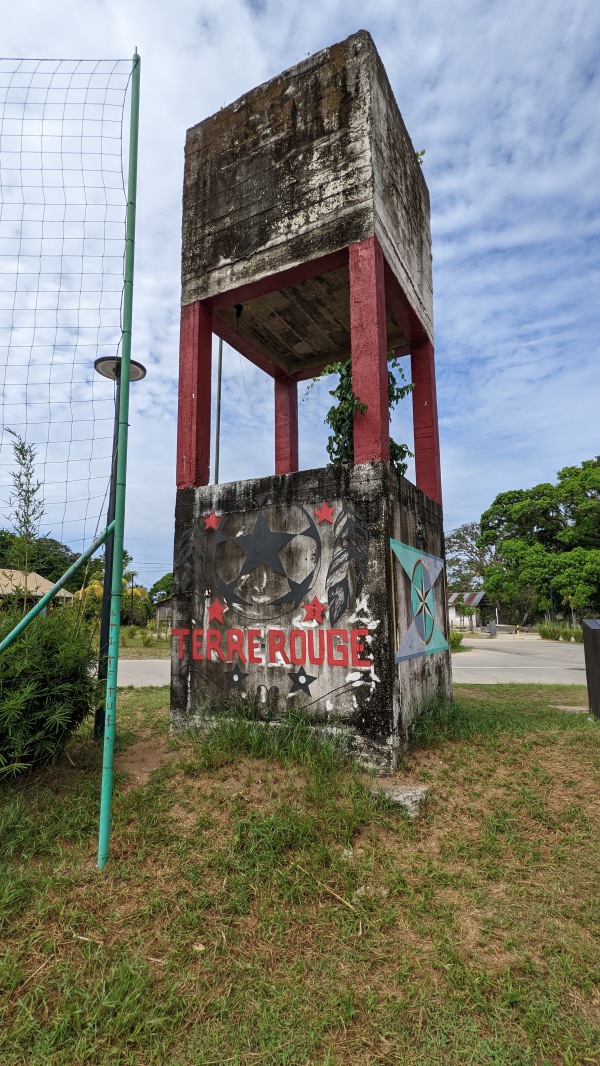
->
xmin=538 ymin=622 xmax=584 ymax=643
xmin=561 ymin=625 xmax=583 ymax=643
xmin=0 ymin=608 xmax=99 ymax=778
xmin=449 ymin=630 xmax=464 ymax=651
xmin=141 ymin=631 xmax=154 ymax=647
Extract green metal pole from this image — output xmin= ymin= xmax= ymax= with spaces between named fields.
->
xmin=97 ymin=51 xmax=141 ymax=870
xmin=0 ymin=522 xmax=115 ymax=655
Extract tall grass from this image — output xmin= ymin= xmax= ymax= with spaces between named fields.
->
xmin=537 ymin=622 xmax=583 ymax=642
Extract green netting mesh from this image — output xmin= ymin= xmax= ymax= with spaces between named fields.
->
xmin=0 ymin=58 xmax=132 ymax=552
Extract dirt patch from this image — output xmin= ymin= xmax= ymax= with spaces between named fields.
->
xmin=550 ymin=704 xmax=588 ymax=714
xmin=115 ymin=736 xmax=179 ymax=787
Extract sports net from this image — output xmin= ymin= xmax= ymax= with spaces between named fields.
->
xmin=0 ymin=58 xmax=133 ymax=553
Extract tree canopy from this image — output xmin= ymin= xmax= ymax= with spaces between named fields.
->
xmin=479 ymin=458 xmax=600 ymax=623
xmin=445 ymin=522 xmax=497 ymax=592
xmin=149 ymin=573 xmax=173 ymax=604
xmin=480 ymin=458 xmax=600 ymax=554
xmin=0 ymin=530 xmax=81 ymax=592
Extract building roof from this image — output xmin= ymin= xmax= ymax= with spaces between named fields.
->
xmin=0 ymin=569 xmax=73 ymax=600
xmin=447 ymin=591 xmax=490 ymax=608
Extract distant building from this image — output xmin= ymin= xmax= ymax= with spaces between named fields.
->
xmin=0 ymin=569 xmax=73 ymax=606
xmin=447 ymin=591 xmax=493 ymax=630
xmin=155 ymin=597 xmax=173 ymax=626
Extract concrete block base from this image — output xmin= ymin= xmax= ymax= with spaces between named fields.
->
xmin=171 ymin=462 xmax=451 ymax=772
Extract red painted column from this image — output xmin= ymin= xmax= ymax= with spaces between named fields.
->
xmin=274 ymin=376 xmax=299 ymax=474
xmin=349 ymin=236 xmax=390 ymax=463
xmin=176 ymin=301 xmax=212 ymax=489
xmin=411 ymin=339 xmax=442 ymax=505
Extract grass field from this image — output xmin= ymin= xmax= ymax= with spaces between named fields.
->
xmin=1 ymin=684 xmax=599 ymax=1064
xmin=118 ymin=636 xmax=171 ymax=659
xmin=92 ymin=628 xmax=172 ymax=659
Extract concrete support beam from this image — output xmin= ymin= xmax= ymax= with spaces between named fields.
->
xmin=176 ymin=301 xmax=212 ymax=489
xmin=349 ymin=236 xmax=390 ymax=464
xmin=411 ymin=339 xmax=442 ymax=505
xmin=274 ymin=376 xmax=299 ymax=474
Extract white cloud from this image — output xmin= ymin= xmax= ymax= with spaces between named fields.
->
xmin=0 ymin=0 xmax=598 ymax=584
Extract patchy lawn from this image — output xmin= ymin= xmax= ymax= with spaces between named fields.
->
xmin=117 ymin=632 xmax=171 ymax=659
xmin=1 ymin=684 xmax=599 ymax=1064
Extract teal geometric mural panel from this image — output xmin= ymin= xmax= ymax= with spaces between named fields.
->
xmin=390 ymin=539 xmax=449 ymax=663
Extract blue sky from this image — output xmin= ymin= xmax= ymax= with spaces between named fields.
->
xmin=1 ymin=0 xmax=599 ymax=588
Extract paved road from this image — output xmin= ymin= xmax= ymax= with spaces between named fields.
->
xmin=451 ymin=634 xmax=586 ymax=685
xmin=118 ymin=659 xmax=171 ymax=687
xmin=115 ymin=636 xmax=587 ymax=688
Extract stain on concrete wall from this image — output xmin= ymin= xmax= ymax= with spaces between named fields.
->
xmin=181 ymin=30 xmax=432 ymax=343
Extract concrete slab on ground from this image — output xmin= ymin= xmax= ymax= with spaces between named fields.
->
xmin=451 ymin=633 xmax=586 ymax=685
xmin=118 ymin=659 xmax=171 ymax=687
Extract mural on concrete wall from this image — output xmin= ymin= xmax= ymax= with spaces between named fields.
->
xmin=390 ymin=539 xmax=448 ymax=663
xmin=173 ymin=498 xmax=375 ymax=700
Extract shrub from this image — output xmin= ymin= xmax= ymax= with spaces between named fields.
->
xmin=0 ymin=608 xmax=99 ymax=777
xmin=561 ymin=625 xmax=583 ymax=643
xmin=449 ymin=630 xmax=464 ymax=651
xmin=141 ymin=631 xmax=154 ymax=647
xmin=538 ymin=622 xmax=584 ymax=643
xmin=127 ymin=626 xmax=137 ymax=640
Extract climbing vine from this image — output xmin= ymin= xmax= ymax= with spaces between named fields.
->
xmin=308 ymin=356 xmax=414 ymax=475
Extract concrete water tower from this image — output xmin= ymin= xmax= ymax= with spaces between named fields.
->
xmin=171 ymin=31 xmax=451 ymax=770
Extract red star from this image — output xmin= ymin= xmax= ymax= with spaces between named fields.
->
xmin=314 ymin=501 xmax=335 ymax=524
xmin=206 ymin=599 xmax=227 ymax=624
xmin=204 ymin=511 xmax=221 ymax=531
xmin=302 ymin=596 xmax=327 ymax=624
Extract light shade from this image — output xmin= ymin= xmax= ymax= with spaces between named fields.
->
xmin=94 ymin=356 xmax=147 ymax=382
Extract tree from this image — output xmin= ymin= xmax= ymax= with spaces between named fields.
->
xmin=454 ymin=596 xmax=477 ymax=631
xmin=483 ymin=541 xmax=551 ymax=624
xmin=551 ymin=548 xmax=600 ymax=620
xmin=149 ymin=573 xmax=173 ymax=604
xmin=445 ymin=522 xmax=497 ymax=591
xmin=480 ymin=458 xmax=600 ymax=623
xmin=5 ymin=430 xmax=44 ymax=542
xmin=480 ymin=458 xmax=600 ymax=554
xmin=29 ymin=537 xmax=80 ymax=590
xmin=75 ymin=574 xmax=153 ymax=626
xmin=0 ymin=529 xmax=18 ymax=568
xmin=553 ymin=458 xmax=600 ymax=550
xmin=3 ymin=430 xmax=45 ymax=611
xmin=120 ymin=582 xmax=152 ymax=626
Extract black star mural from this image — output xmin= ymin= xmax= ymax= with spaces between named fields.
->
xmin=272 ymin=572 xmax=315 ymax=608
xmin=216 ymin=575 xmax=250 ymax=610
xmin=236 ymin=511 xmax=295 ymax=578
xmin=289 ymin=669 xmax=317 ymax=694
xmin=225 ymin=666 xmax=249 ymax=689
xmin=207 ymin=503 xmax=323 ymax=622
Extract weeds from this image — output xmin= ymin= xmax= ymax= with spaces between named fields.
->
xmin=185 ymin=703 xmax=347 ymax=777
xmin=449 ymin=629 xmax=464 ymax=651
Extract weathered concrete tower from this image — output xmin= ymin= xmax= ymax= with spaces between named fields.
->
xmin=172 ymin=31 xmax=451 ymax=771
